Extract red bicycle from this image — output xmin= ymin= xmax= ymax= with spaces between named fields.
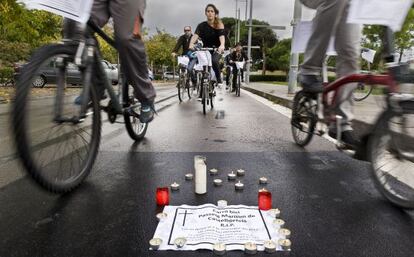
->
xmin=291 ymin=27 xmax=414 ymax=209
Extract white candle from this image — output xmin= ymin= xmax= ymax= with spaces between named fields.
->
xmin=156 ymin=212 xmax=167 ymax=221
xmin=244 ymin=242 xmax=257 ymax=254
xmin=273 ymin=219 xmax=285 ymax=228
xmin=174 ymin=237 xmax=187 ymax=248
xmin=214 ymin=179 xmax=223 ymax=186
xmin=259 ymin=177 xmax=268 ymax=184
xmin=217 ymin=200 xmax=227 ymax=208
xmin=209 ymin=168 xmax=218 ymax=175
xmin=269 ymin=208 xmax=281 ymax=218
xmin=213 ymin=242 xmax=226 ymax=255
xmin=194 ymin=155 xmax=207 ymax=194
xmin=235 ymin=181 xmax=244 ymax=190
xmin=227 ymin=171 xmax=236 ymax=180
xmin=264 ymin=240 xmax=276 ymax=253
xmin=237 ymin=169 xmax=245 ymax=176
xmin=185 ymin=173 xmax=193 ymax=181
xmin=170 ymin=182 xmax=180 ymax=191
xmin=279 ymin=228 xmax=291 ymax=239
xmin=278 ymin=239 xmax=291 ymax=251
xmin=149 ymin=238 xmax=162 ymax=250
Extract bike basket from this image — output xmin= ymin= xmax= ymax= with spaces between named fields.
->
xmin=194 ymin=63 xmax=204 ymax=71
xmin=235 ymin=61 xmax=245 ymax=70
xmin=196 ymin=51 xmax=212 ymax=67
xmin=178 ymin=56 xmax=189 ymax=67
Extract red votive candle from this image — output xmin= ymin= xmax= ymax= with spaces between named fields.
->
xmin=156 ymin=187 xmax=169 ymax=206
xmin=258 ymin=188 xmax=272 ymax=210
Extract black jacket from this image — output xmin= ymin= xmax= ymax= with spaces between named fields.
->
xmin=230 ymin=51 xmax=248 ymax=62
xmin=173 ymin=34 xmax=192 ymax=55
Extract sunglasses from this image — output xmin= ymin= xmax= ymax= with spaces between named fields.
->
xmin=184 ymin=30 xmax=191 ymax=32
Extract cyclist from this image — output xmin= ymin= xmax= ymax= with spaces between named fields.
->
xmin=224 ymin=47 xmax=234 ymax=89
xmin=172 ymin=26 xmax=193 ymax=57
xmin=229 ymin=42 xmax=248 ymax=91
xmin=299 ymin=0 xmax=361 ymax=147
xmin=72 ymin=0 xmax=156 ymax=123
xmin=189 ymin=4 xmax=226 ymax=87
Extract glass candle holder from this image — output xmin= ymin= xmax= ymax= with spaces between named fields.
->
xmin=156 ymin=187 xmax=170 ymax=206
xmin=258 ymin=188 xmax=272 ymax=210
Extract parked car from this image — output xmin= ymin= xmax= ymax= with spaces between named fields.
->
xmin=148 ymin=69 xmax=154 ymax=81
xmin=14 ymin=59 xmax=119 ymax=87
xmin=163 ymin=71 xmax=178 ymax=80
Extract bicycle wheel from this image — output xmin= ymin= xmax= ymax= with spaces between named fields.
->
xmin=210 ymin=82 xmax=215 ymax=109
xmin=202 ymin=81 xmax=207 ymax=115
xmin=353 ymin=82 xmax=373 ymax=101
xmin=178 ymin=71 xmax=187 ymax=102
xmin=368 ymin=101 xmax=414 ymax=209
xmin=123 ymin=84 xmax=148 ymax=141
xmin=186 ymin=76 xmax=192 ymax=99
xmin=236 ymin=73 xmax=241 ymax=97
xmin=12 ymin=43 xmax=101 ymax=193
xmin=291 ymin=91 xmax=317 ymax=147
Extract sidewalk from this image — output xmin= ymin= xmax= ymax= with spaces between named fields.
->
xmin=243 ymin=82 xmax=387 ymax=134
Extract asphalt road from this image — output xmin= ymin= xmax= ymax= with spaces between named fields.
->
xmin=0 ymin=86 xmax=413 ymax=257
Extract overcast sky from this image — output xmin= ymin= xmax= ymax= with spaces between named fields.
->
xmin=144 ymin=0 xmax=315 ymax=39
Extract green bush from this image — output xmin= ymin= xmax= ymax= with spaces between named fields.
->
xmin=249 ymin=74 xmax=337 ymax=83
xmin=0 ymin=67 xmax=14 ymax=84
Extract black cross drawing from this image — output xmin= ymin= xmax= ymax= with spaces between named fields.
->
xmin=178 ymin=210 xmax=194 ymax=226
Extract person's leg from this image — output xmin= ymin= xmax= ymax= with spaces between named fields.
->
xmin=109 ymin=0 xmax=156 ymax=106
xmin=225 ymin=66 xmax=231 ymax=86
xmin=232 ymin=63 xmax=237 ymax=90
xmin=240 ymin=69 xmax=244 ymax=82
xmin=187 ymin=57 xmax=197 ymax=85
xmin=211 ymin=52 xmax=222 ymax=84
xmin=332 ymin=4 xmax=361 ymax=134
xmin=300 ymin=0 xmax=349 ymax=92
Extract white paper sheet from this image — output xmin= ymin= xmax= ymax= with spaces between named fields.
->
xmin=151 ymin=204 xmax=286 ymax=252
xmin=361 ymin=48 xmax=376 ymax=63
xmin=18 ymin=0 xmax=93 ymax=23
xmin=347 ymin=0 xmax=413 ymax=31
xmin=291 ymin=21 xmax=336 ymax=55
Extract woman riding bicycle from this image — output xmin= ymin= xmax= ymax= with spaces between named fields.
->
xmin=189 ymin=4 xmax=226 ymax=89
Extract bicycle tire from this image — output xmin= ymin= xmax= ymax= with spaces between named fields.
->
xmin=210 ymin=82 xmax=214 ymax=109
xmin=291 ymin=91 xmax=317 ymax=147
xmin=123 ymin=84 xmax=148 ymax=141
xmin=236 ymin=73 xmax=241 ymax=97
xmin=368 ymin=101 xmax=414 ymax=209
xmin=12 ymin=43 xmax=101 ymax=193
xmin=178 ymin=72 xmax=186 ymax=102
xmin=202 ymin=82 xmax=207 ymax=115
xmin=353 ymin=83 xmax=373 ymax=101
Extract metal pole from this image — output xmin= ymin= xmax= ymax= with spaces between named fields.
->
xmin=245 ymin=0 xmax=248 ymax=21
xmin=246 ymin=0 xmax=253 ymax=84
xmin=235 ymin=0 xmax=238 ymax=45
xmin=287 ymin=0 xmax=302 ymax=94
xmin=237 ymin=8 xmax=241 ymax=43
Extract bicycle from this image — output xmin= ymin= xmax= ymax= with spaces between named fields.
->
xmin=194 ymin=48 xmax=217 ymax=115
xmin=12 ymin=19 xmax=149 ymax=193
xmin=291 ymin=26 xmax=414 ymax=208
xmin=233 ymin=61 xmax=244 ymax=97
xmin=353 ymin=49 xmax=375 ymax=101
xmin=176 ymin=56 xmax=192 ymax=102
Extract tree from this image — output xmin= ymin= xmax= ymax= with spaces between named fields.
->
xmin=145 ymin=30 xmax=177 ymax=71
xmin=395 ymin=9 xmax=414 ymax=62
xmin=268 ymin=39 xmax=292 ymax=74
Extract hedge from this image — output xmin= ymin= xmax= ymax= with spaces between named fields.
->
xmin=249 ymin=74 xmax=337 ymax=83
xmin=0 ymin=67 xmax=14 ymax=85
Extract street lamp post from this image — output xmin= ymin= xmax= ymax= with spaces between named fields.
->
xmin=246 ymin=0 xmax=253 ymax=84
xmin=287 ymin=0 xmax=302 ymax=94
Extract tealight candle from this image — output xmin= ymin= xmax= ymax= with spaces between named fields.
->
xmin=217 ymin=200 xmax=227 ymax=208
xmin=213 ymin=242 xmax=226 ymax=255
xmin=269 ymin=208 xmax=281 ymax=218
xmin=258 ymin=188 xmax=272 ymax=210
xmin=244 ymin=242 xmax=257 ymax=255
xmin=149 ymin=238 xmax=162 ymax=250
xmin=170 ymin=182 xmax=180 ymax=191
xmin=235 ymin=181 xmax=244 ymax=190
xmin=174 ymin=237 xmax=187 ymax=248
xmin=214 ymin=179 xmax=223 ymax=186
xmin=209 ymin=168 xmax=218 ymax=175
xmin=273 ymin=219 xmax=285 ymax=228
xmin=259 ymin=177 xmax=268 ymax=184
xmin=278 ymin=239 xmax=291 ymax=251
xmin=236 ymin=169 xmax=245 ymax=176
xmin=156 ymin=212 xmax=167 ymax=221
xmin=227 ymin=171 xmax=236 ymax=180
xmin=279 ymin=228 xmax=291 ymax=239
xmin=156 ymin=187 xmax=169 ymax=206
xmin=185 ymin=173 xmax=193 ymax=181
xmin=264 ymin=240 xmax=276 ymax=253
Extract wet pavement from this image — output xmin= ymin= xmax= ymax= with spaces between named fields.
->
xmin=0 ymin=87 xmax=413 ymax=257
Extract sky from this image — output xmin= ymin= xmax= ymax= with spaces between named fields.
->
xmin=144 ymin=0 xmax=316 ymax=39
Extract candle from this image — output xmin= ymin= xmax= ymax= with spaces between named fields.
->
xmin=279 ymin=228 xmax=291 ymax=239
xmin=214 ymin=178 xmax=223 ymax=186
xmin=269 ymin=208 xmax=281 ymax=218
xmin=244 ymin=242 xmax=257 ymax=254
xmin=213 ymin=243 xmax=226 ymax=255
xmin=259 ymin=177 xmax=268 ymax=184
xmin=236 ymin=169 xmax=245 ymax=176
xmin=149 ymin=238 xmax=162 ymax=250
xmin=273 ymin=219 xmax=285 ymax=228
xmin=217 ymin=200 xmax=227 ymax=208
xmin=185 ymin=173 xmax=193 ymax=181
xmin=227 ymin=171 xmax=236 ymax=180
xmin=278 ymin=239 xmax=291 ymax=251
xmin=258 ymin=188 xmax=272 ymax=210
xmin=194 ymin=155 xmax=207 ymax=194
xmin=235 ymin=181 xmax=244 ymax=190
xmin=209 ymin=168 xmax=218 ymax=175
xmin=264 ymin=240 xmax=276 ymax=253
xmin=156 ymin=212 xmax=168 ymax=221
xmin=170 ymin=182 xmax=180 ymax=191
xmin=174 ymin=237 xmax=187 ymax=248
xmin=156 ymin=187 xmax=169 ymax=206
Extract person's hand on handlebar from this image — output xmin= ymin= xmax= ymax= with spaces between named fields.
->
xmin=218 ymin=45 xmax=225 ymax=54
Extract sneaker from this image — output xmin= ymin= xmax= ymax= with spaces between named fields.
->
xmin=139 ymin=102 xmax=156 ymax=123
xmin=299 ymin=74 xmax=323 ymax=93
xmin=328 ymin=130 xmax=360 ymax=149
